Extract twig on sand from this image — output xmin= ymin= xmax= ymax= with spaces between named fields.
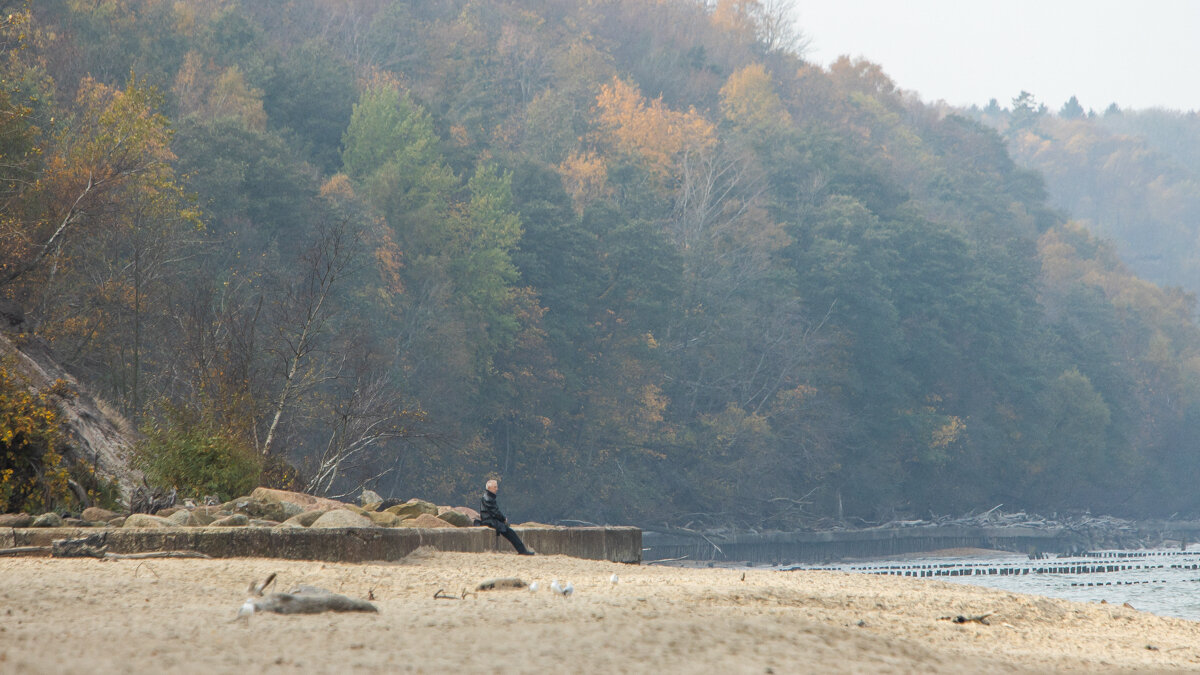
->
xmin=939 ymin=612 xmax=994 ymax=625
xmin=645 ymin=555 xmax=689 ymax=565
xmin=434 ymin=589 xmax=459 ymax=600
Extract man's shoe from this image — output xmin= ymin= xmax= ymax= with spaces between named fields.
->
xmin=520 ymin=549 xmax=536 ymax=555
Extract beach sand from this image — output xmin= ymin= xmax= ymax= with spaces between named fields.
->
xmin=2 ymin=549 xmax=1199 ymax=673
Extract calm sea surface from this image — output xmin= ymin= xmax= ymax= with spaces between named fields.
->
xmin=791 ymin=548 xmax=1200 ymax=622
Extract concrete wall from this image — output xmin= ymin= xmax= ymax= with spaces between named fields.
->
xmin=1 ymin=526 xmax=642 ymax=564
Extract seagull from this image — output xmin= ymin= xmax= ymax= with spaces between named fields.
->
xmin=529 ymin=581 xmax=540 ymax=592
xmin=236 ymin=599 xmax=256 ymax=622
xmin=562 ymin=581 xmax=574 ymax=597
xmin=550 ymin=580 xmax=563 ymax=595
xmin=610 ymin=573 xmax=619 ymax=585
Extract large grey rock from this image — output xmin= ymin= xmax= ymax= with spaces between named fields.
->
xmin=0 ymin=513 xmax=33 ymax=527
xmin=384 ymin=500 xmax=438 ymax=519
xmin=310 ymin=509 xmax=375 ymax=529
xmin=81 ymin=506 xmax=118 ymax=522
xmin=249 ymin=487 xmax=349 ymax=513
xmin=359 ymin=489 xmax=383 ymax=507
xmin=281 ymin=510 xmax=326 ymax=528
xmin=31 ymin=512 xmax=63 ymax=528
xmin=123 ymin=513 xmax=172 ymax=528
xmin=437 ymin=510 xmax=472 ymax=528
xmin=210 ymin=513 xmax=249 ymax=527
xmin=395 ymin=513 xmax=455 ymax=528
xmin=365 ymin=511 xmax=403 ymax=527
xmin=227 ymin=498 xmax=287 ymax=523
xmin=165 ymin=509 xmax=214 ymax=527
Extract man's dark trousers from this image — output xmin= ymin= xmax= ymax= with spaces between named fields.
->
xmin=494 ymin=524 xmax=530 ymax=554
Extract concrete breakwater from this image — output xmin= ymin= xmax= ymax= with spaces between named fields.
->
xmin=642 ymin=521 xmax=1200 ymax=564
xmin=0 ymin=525 xmax=642 ymax=564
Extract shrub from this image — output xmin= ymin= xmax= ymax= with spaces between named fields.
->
xmin=133 ymin=406 xmax=262 ymax=501
xmin=0 ymin=363 xmax=70 ymax=513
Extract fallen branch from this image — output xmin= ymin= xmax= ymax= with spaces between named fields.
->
xmin=103 ymin=550 xmax=211 ymax=560
xmin=0 ymin=546 xmax=51 ymax=556
xmin=433 ymin=589 xmax=459 ymax=600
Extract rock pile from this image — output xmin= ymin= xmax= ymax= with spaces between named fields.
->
xmin=0 ymin=487 xmax=485 ymax=531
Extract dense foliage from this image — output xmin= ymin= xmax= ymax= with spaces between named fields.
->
xmin=4 ymin=0 xmax=1200 ymax=525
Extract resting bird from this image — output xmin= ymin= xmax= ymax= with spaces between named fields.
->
xmin=562 ymin=581 xmax=574 ymax=597
xmin=610 ymin=573 xmax=619 ymax=585
xmin=550 ymin=580 xmax=563 ymax=595
xmin=529 ymin=581 xmax=540 ymax=592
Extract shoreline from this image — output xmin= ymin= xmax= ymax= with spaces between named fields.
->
xmin=4 ymin=550 xmax=1200 ymax=672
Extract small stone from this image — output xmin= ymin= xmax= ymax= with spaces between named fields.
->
xmin=210 ymin=513 xmax=249 ymax=527
xmin=123 ymin=513 xmax=172 ymax=528
xmin=31 ymin=512 xmax=63 ymax=528
xmin=0 ymin=513 xmax=34 ymax=527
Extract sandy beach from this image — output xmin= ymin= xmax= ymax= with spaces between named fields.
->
xmin=3 ymin=549 xmax=1200 ymax=673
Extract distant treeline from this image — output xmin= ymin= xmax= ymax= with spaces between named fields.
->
xmin=4 ymin=0 xmax=1200 ymax=525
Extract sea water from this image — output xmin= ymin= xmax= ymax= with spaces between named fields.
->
xmin=792 ymin=549 xmax=1200 ymax=622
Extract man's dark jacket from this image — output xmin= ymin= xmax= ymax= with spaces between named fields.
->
xmin=480 ymin=490 xmax=507 ymax=529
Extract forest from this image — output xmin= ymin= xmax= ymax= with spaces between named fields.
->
xmin=4 ymin=0 xmax=1200 ymax=528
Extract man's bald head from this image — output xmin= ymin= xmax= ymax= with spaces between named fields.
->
xmin=486 ymin=479 xmax=498 ymax=493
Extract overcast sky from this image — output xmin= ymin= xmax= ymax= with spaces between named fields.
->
xmin=791 ymin=0 xmax=1200 ymax=113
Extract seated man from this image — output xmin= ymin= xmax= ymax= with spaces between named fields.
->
xmin=479 ymin=479 xmax=534 ymax=555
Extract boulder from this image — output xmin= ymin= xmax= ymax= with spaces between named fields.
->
xmin=249 ymin=519 xmax=280 ymax=527
xmin=31 ymin=512 xmax=63 ymax=528
xmin=385 ymin=500 xmax=438 ymax=519
xmin=224 ymin=497 xmax=288 ymax=523
xmin=310 ymin=509 xmax=375 ymax=529
xmin=359 ymin=489 xmax=383 ymax=507
xmin=281 ymin=510 xmax=326 ymax=528
xmin=63 ymin=517 xmax=93 ymax=527
xmin=447 ymin=506 xmax=480 ymax=522
xmin=165 ymin=510 xmax=191 ymax=526
xmin=0 ymin=513 xmax=33 ymax=527
xmin=165 ymin=509 xmax=214 ymax=527
xmin=249 ymin=487 xmax=348 ymax=513
xmin=396 ymin=513 xmax=455 ymax=529
xmin=156 ymin=506 xmax=182 ymax=518
xmin=364 ymin=511 xmax=403 ymax=527
xmin=361 ymin=501 xmax=383 ymax=512
xmin=107 ymin=516 xmax=126 ymax=527
xmin=81 ymin=506 xmax=118 ymax=522
xmin=210 ymin=513 xmax=249 ymax=527
xmin=123 ymin=513 xmax=172 ymax=528
xmin=436 ymin=510 xmax=472 ymax=527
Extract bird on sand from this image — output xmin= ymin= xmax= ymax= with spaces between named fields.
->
xmin=529 ymin=581 xmax=540 ymax=592
xmin=610 ymin=573 xmax=619 ymax=585
xmin=550 ymin=580 xmax=563 ymax=595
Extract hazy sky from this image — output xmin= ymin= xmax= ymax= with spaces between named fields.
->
xmin=791 ymin=0 xmax=1200 ymax=113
